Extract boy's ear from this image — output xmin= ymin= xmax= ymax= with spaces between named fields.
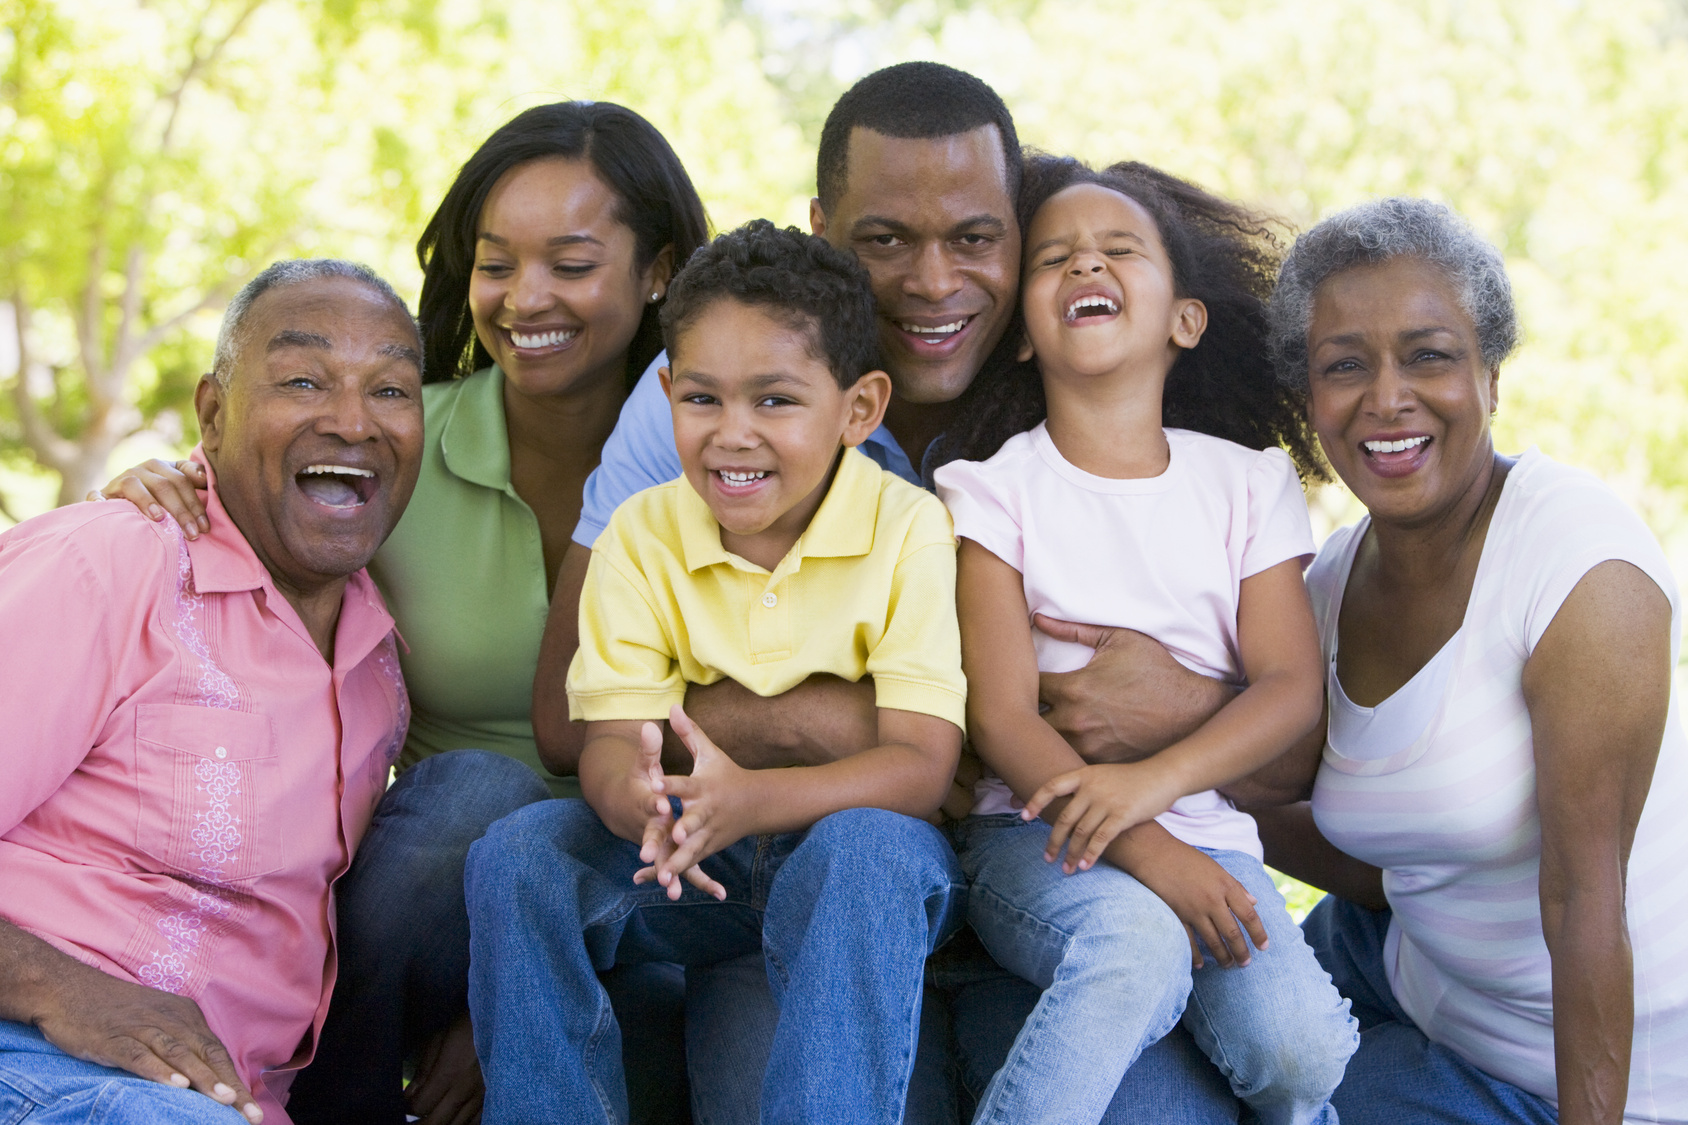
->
xmin=1017 ymin=333 xmax=1035 ymax=364
xmin=841 ymin=369 xmax=892 ymax=448
xmin=658 ymin=365 xmax=674 ymax=399
xmin=1172 ymin=298 xmax=1208 ymax=350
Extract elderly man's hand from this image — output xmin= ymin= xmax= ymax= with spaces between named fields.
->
xmin=406 ymin=1008 xmax=484 ymax=1125
xmin=34 ymin=959 xmax=262 ymax=1122
xmin=1034 ymin=615 xmax=1235 ymax=764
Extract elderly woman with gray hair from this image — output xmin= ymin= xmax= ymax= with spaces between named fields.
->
xmin=1257 ymin=198 xmax=1688 ymax=1125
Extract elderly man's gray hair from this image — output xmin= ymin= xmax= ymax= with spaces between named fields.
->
xmin=1267 ymin=198 xmax=1518 ymax=391
xmin=211 ymin=259 xmax=415 ymax=386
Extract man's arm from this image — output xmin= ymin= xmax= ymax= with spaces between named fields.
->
xmin=0 ymin=919 xmax=263 ymax=1122
xmin=1033 ymin=614 xmax=1321 ymax=808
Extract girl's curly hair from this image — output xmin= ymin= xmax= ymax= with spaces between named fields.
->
xmin=932 ymin=155 xmax=1326 ymax=482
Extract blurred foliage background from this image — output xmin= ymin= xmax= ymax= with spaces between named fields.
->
xmin=4 ymin=0 xmax=1687 ymax=536
xmin=5 ymin=0 xmax=1685 ymax=917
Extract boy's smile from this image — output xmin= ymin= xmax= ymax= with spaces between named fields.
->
xmin=662 ymin=298 xmax=889 ymax=572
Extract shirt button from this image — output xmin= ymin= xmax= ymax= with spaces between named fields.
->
xmin=761 ymin=592 xmax=778 ymax=608
xmin=214 ymin=746 xmax=228 ymax=759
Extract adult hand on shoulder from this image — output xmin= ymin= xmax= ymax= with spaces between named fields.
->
xmin=1034 ymin=616 xmax=1233 ymax=764
xmin=34 ymin=961 xmax=262 ymax=1122
xmin=92 ymin=458 xmax=211 ymax=539
xmin=641 ymin=704 xmax=760 ymax=900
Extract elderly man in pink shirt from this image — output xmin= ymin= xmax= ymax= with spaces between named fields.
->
xmin=0 ymin=259 xmax=424 ymax=1125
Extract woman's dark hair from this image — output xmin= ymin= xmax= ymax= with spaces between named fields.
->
xmin=416 ymin=101 xmax=711 ymax=385
xmin=934 ymin=155 xmax=1326 ymax=481
xmin=660 ymin=220 xmax=878 ymax=389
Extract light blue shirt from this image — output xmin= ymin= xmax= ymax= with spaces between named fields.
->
xmin=572 ymin=352 xmax=918 ymax=548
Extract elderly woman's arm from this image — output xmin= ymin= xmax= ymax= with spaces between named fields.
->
xmin=1524 ymin=559 xmax=1671 ymax=1125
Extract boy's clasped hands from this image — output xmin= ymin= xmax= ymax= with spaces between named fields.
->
xmin=612 ymin=704 xmax=755 ymax=902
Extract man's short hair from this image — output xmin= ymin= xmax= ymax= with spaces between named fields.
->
xmin=815 ymin=62 xmax=1022 ymax=211
xmin=212 ymin=259 xmax=414 ymax=386
xmin=659 ymin=220 xmax=878 ymax=389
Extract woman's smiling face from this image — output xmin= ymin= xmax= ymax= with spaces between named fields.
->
xmin=469 ymin=157 xmax=666 ymax=399
xmin=1306 ymin=255 xmax=1499 ymax=527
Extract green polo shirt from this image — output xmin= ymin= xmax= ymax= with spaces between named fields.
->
xmin=370 ymin=366 xmax=580 ymax=798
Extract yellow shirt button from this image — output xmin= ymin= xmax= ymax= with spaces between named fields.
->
xmin=761 ymin=592 xmax=778 ymax=608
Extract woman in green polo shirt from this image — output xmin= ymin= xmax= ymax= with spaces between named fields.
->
xmin=100 ymin=100 xmax=709 ymax=1125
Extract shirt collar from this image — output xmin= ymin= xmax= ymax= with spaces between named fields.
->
xmin=676 ymin=446 xmax=882 ymax=575
xmin=184 ymin=447 xmax=397 ymax=667
xmin=437 ymin=367 xmax=514 ymax=494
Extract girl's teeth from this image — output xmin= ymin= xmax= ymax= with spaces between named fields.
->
xmin=1065 ymin=295 xmax=1120 ymax=321
xmin=1363 ymin=436 xmax=1430 ymax=454
xmin=510 ymin=328 xmax=579 ymax=349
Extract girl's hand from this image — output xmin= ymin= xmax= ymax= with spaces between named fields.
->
xmin=641 ymin=704 xmax=758 ymax=900
xmin=1120 ymin=832 xmax=1269 ymax=969
xmin=91 ymin=459 xmax=210 ymax=539
xmin=1022 ymin=761 xmax=1183 ymax=873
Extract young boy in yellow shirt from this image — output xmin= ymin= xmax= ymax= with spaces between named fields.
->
xmin=465 ymin=220 xmax=967 ymax=1124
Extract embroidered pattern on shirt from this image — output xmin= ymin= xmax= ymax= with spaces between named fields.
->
xmin=166 ymin=520 xmax=241 ymax=710
xmin=137 ymin=520 xmax=245 ymax=994
xmin=372 ymin=634 xmax=409 ymax=766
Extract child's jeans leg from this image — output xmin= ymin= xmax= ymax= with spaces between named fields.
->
xmin=957 ymin=815 xmax=1194 ymax=1125
xmin=758 ymin=807 xmax=966 ymax=1125
xmin=465 ymin=798 xmax=764 ymax=1125
xmin=1181 ymin=851 xmax=1358 ymax=1125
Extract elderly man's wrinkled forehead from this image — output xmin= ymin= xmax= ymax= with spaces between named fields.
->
xmin=214 ymin=272 xmax=420 ymax=388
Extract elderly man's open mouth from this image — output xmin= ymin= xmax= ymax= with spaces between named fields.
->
xmin=296 ymin=463 xmax=380 ymax=509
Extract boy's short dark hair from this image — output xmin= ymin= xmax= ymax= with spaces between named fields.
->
xmin=816 ymin=62 xmax=1022 ymax=211
xmin=660 ymin=219 xmax=878 ymax=389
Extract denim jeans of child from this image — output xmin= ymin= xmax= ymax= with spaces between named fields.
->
xmin=0 ymin=1020 xmax=246 ymax=1124
xmin=286 ymin=749 xmax=693 ymax=1125
xmin=465 ymin=798 xmax=967 ymax=1125
xmin=1303 ymin=896 xmax=1560 ymax=1125
xmin=957 ymin=814 xmax=1357 ymax=1125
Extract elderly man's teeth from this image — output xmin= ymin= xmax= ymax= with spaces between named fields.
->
xmin=719 ymin=470 xmax=768 ymax=484
xmin=1065 ymin=295 xmax=1120 ymax=321
xmin=301 ymin=464 xmax=375 ymax=478
xmin=1362 ymin=436 xmax=1431 ymax=454
xmin=510 ymin=328 xmax=579 ymax=349
xmin=898 ymin=320 xmax=968 ymax=337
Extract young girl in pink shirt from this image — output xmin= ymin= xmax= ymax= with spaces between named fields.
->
xmin=933 ymin=157 xmax=1357 ymax=1123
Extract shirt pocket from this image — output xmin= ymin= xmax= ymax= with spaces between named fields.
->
xmin=134 ymin=704 xmax=283 ymax=884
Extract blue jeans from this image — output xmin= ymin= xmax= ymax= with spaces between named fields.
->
xmin=287 ymin=749 xmax=692 ymax=1124
xmin=466 ymin=799 xmax=967 ymax=1125
xmin=1303 ymin=897 xmax=1559 ymax=1125
xmin=936 ymin=925 xmax=1243 ymax=1124
xmin=959 ymin=815 xmax=1356 ymax=1125
xmin=0 ymin=1020 xmax=246 ymax=1124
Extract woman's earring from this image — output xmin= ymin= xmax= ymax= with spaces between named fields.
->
xmin=650 ymin=291 xmax=661 ymax=303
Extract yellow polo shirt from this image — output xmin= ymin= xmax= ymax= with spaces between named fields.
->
xmin=568 ymin=446 xmax=966 ymax=729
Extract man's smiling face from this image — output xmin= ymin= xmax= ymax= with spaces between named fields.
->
xmin=198 ymin=275 xmax=425 ymax=596
xmin=811 ymin=125 xmax=1020 ymax=406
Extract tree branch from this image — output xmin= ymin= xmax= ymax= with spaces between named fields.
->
xmin=8 ymin=295 xmax=81 ymax=474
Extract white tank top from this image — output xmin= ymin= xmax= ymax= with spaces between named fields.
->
xmin=1309 ymin=450 xmax=1688 ymax=1122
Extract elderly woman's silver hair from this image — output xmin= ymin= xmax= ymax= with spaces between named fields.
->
xmin=211 ymin=259 xmax=414 ymax=386
xmin=1268 ymin=198 xmax=1518 ymax=391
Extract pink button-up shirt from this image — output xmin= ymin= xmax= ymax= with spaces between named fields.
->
xmin=0 ymin=453 xmax=407 ymax=1123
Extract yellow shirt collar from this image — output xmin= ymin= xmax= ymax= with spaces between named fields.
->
xmin=676 ymin=446 xmax=883 ymax=575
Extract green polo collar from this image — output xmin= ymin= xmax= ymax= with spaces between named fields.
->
xmin=436 ymin=367 xmax=513 ymax=495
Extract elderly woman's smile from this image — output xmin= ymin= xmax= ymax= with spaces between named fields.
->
xmin=1304 ymin=256 xmax=1498 ymax=522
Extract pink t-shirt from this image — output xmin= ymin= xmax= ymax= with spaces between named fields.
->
xmin=0 ymin=452 xmax=407 ymax=1124
xmin=934 ymin=424 xmax=1314 ymax=858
